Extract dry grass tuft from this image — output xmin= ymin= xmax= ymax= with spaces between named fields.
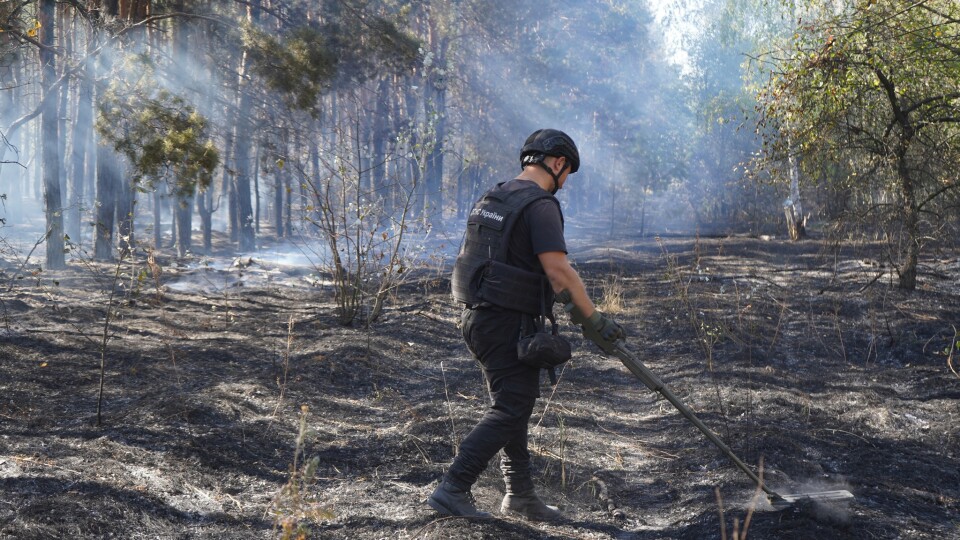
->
xmin=598 ymin=274 xmax=625 ymax=314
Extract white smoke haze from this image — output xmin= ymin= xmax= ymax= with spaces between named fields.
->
xmin=454 ymin=2 xmax=701 ymax=245
xmin=161 ymin=247 xmax=326 ymax=295
xmin=0 ymin=0 xmax=756 ymax=274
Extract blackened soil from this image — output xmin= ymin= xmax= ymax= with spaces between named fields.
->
xmin=1 ymin=234 xmax=958 ymax=539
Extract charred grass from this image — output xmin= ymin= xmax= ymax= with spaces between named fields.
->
xmin=1 ymin=235 xmax=959 ymax=539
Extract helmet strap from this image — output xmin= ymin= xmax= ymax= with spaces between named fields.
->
xmin=522 ymin=153 xmax=564 ymax=194
xmin=544 ymin=162 xmax=569 ymax=195
xmin=528 ymin=162 xmax=560 ymax=194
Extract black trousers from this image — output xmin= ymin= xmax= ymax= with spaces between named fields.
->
xmin=446 ymin=306 xmax=541 ymax=493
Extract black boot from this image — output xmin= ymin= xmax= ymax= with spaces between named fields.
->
xmin=427 ymin=480 xmax=492 ymax=518
xmin=501 ymin=488 xmax=562 ymax=521
xmin=500 ymin=455 xmax=562 ymax=521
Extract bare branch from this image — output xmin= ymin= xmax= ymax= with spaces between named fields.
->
xmin=917 ymin=180 xmax=960 ymax=211
xmin=903 ymin=92 xmax=960 ymax=116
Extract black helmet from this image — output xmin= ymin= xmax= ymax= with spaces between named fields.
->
xmin=520 ymin=129 xmax=580 ymax=174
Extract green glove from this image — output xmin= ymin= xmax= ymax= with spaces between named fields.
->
xmin=556 ymin=289 xmax=624 ymax=353
xmin=587 ymin=311 xmax=626 ymax=342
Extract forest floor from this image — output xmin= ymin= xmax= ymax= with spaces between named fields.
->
xmin=1 ymin=225 xmax=959 ymax=539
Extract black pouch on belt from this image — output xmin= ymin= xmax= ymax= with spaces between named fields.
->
xmin=517 ymin=288 xmax=571 ymax=385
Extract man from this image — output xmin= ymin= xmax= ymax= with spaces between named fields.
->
xmin=428 ymin=129 xmax=625 ymax=521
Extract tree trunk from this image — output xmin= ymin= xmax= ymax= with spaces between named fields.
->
xmin=40 ymin=0 xmax=65 ymax=269
xmin=233 ymin=96 xmax=256 ymax=251
xmin=273 ymin=168 xmax=283 ymax=237
xmin=93 ymin=0 xmax=121 ymax=261
xmin=231 ymin=0 xmax=260 ymax=252
xmin=371 ymin=76 xmax=390 ymax=202
xmin=282 ymin=127 xmax=292 ymax=237
xmin=197 ymin=188 xmax=213 ymax=253
xmin=274 ymin=127 xmax=285 ymax=238
xmin=153 ymin=187 xmax=163 ymax=249
xmin=170 ymin=0 xmax=193 ymax=256
xmin=423 ymin=34 xmax=448 ymax=222
xmin=94 ymin=150 xmax=119 ymax=260
xmin=221 ymin=103 xmax=239 ymax=243
xmin=293 ymin=127 xmax=305 ymax=232
xmin=68 ymin=31 xmax=94 ymax=246
xmin=874 ymin=66 xmax=920 ymax=290
xmin=116 ymin=162 xmax=135 ymax=257
xmin=403 ymin=83 xmax=423 ymax=218
xmin=897 ymin=154 xmax=919 ymax=290
xmin=785 ymin=151 xmax=806 ymax=241
xmin=0 ymin=44 xmax=22 ymax=224
xmin=253 ymin=140 xmax=261 ymax=235
xmin=174 ymin=194 xmax=193 ymax=257
xmin=58 ymin=8 xmax=71 ymax=242
xmin=455 ymin=162 xmax=466 ymax=220
xmin=308 ymin=126 xmax=321 ymax=225
xmin=284 ymin=165 xmax=292 ymax=237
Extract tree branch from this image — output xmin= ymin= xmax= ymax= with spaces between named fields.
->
xmin=2 ymin=12 xmax=237 ymax=140
xmin=918 ymin=2 xmax=960 ymax=25
xmin=0 ymin=26 xmax=61 ymax=56
xmin=917 ymin=181 xmax=960 ymax=211
xmin=873 ymin=67 xmax=906 ymax=125
xmin=903 ymin=92 xmax=960 ymax=116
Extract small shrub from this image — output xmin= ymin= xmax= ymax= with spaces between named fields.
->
xmin=268 ymin=406 xmax=334 ymax=538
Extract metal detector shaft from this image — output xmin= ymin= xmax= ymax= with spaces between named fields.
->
xmin=611 ymin=341 xmax=780 ymax=500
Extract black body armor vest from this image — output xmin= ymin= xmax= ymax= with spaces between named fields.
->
xmin=451 ymin=182 xmax=560 ymax=314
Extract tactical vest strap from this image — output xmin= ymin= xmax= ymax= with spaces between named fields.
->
xmin=451 ymin=183 xmax=559 ymax=314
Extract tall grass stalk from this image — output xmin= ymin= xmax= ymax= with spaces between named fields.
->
xmin=96 ymin=250 xmax=128 ymax=427
xmin=268 ymin=405 xmax=333 ymax=539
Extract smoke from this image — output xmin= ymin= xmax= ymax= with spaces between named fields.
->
xmin=776 ymin=480 xmax=855 ymax=527
xmin=455 ymin=0 xmax=706 ymax=241
xmin=2 ymin=0 xmax=750 ymax=268
xmin=160 ymin=228 xmax=459 ymax=295
xmin=163 ymin=245 xmax=329 ymax=295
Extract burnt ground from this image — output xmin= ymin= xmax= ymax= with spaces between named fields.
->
xmin=1 ymin=230 xmax=959 ymax=539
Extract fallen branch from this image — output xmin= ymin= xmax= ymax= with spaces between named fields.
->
xmin=589 ymin=476 xmax=625 ymax=520
xmin=4 ymin=233 xmax=46 ymax=292
xmin=857 ymin=270 xmax=885 ymax=293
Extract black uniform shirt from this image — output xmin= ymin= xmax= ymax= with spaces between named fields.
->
xmin=500 ymin=179 xmax=566 ymax=273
